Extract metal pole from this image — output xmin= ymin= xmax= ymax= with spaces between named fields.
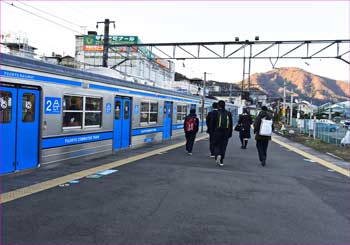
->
xmin=290 ymin=89 xmax=293 ymax=126
xmin=281 ymin=79 xmax=286 ymax=130
xmin=201 ymin=72 xmax=206 ymax=133
xmin=102 ymin=19 xmax=110 ymax=68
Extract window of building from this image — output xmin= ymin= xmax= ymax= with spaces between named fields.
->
xmin=0 ymin=91 xmax=12 ymax=123
xmin=177 ymin=105 xmax=188 ymax=122
xmin=140 ymin=101 xmax=158 ymax=125
xmin=63 ymin=95 xmax=102 ymax=129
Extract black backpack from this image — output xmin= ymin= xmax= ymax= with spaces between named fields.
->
xmin=217 ymin=110 xmax=230 ymax=129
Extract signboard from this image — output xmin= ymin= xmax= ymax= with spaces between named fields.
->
xmin=106 ymin=103 xmax=112 ymax=114
xmin=45 ymin=97 xmax=61 ymax=114
xmin=83 ymin=35 xmax=138 ymax=51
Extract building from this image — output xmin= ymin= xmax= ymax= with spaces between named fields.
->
xmin=75 ymin=32 xmax=175 ymax=88
xmin=1 ymin=32 xmax=37 ymax=58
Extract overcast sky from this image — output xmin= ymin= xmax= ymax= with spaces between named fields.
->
xmin=1 ymin=1 xmax=349 ymax=83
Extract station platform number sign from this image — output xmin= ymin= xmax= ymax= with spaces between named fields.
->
xmin=45 ymin=97 xmax=61 ymax=114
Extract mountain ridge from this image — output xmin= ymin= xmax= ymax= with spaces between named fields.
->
xmin=236 ymin=67 xmax=349 ymax=105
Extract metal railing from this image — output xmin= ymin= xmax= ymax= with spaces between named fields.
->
xmin=290 ymin=118 xmax=350 ymax=146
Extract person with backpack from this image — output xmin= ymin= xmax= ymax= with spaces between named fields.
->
xmin=184 ymin=108 xmax=199 ymax=155
xmin=206 ymin=102 xmax=218 ymax=157
xmin=237 ymin=108 xmax=253 ymax=149
xmin=211 ymin=100 xmax=233 ymax=166
xmin=254 ymin=106 xmax=273 ymax=166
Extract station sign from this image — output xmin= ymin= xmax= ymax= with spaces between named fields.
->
xmin=83 ymin=35 xmax=138 ymax=51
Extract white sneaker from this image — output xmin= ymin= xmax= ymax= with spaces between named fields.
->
xmin=216 ymin=155 xmax=221 ymax=165
xmin=210 ymin=155 xmax=215 ymax=158
xmin=187 ymin=152 xmax=192 ymax=156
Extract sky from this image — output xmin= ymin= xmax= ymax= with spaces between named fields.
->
xmin=1 ymin=0 xmax=349 ymax=83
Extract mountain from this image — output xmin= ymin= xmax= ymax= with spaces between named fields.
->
xmin=238 ymin=67 xmax=350 ymax=105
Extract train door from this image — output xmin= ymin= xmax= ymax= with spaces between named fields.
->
xmin=113 ymin=97 xmax=131 ymax=150
xmin=163 ymin=101 xmax=172 ymax=140
xmin=0 ymin=86 xmax=40 ymax=174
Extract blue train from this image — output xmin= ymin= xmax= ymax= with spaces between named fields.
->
xmin=0 ymin=53 xmax=238 ymax=174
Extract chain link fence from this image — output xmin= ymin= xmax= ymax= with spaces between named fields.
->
xmin=290 ymin=118 xmax=350 ymax=146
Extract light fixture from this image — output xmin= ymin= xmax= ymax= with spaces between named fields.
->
xmin=255 ymin=36 xmax=259 ymax=41
xmin=235 ymin=37 xmax=239 ymax=42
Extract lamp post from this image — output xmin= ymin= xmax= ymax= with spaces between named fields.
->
xmin=201 ymin=72 xmax=207 ymax=133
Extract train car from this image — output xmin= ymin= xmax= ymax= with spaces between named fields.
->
xmin=0 ymin=53 xmax=236 ymax=175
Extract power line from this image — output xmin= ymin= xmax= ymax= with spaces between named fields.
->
xmin=16 ymin=0 xmax=84 ymax=30
xmin=4 ymin=1 xmax=84 ymax=35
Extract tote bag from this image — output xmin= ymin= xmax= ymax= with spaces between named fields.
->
xmin=259 ymin=119 xmax=272 ymax=136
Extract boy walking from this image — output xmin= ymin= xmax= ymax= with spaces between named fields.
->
xmin=206 ymin=102 xmax=218 ymax=157
xmin=210 ymin=100 xmax=233 ymax=166
xmin=184 ymin=108 xmax=199 ymax=155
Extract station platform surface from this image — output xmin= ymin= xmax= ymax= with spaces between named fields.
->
xmin=1 ymin=131 xmax=350 ymax=244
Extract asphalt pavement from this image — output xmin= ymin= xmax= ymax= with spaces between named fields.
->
xmin=2 ymin=131 xmax=350 ymax=244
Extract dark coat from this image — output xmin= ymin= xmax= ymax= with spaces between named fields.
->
xmin=210 ymin=109 xmax=233 ymax=142
xmin=238 ymin=113 xmax=253 ymax=139
xmin=184 ymin=113 xmax=199 ymax=133
xmin=254 ymin=110 xmax=273 ymax=140
xmin=206 ymin=109 xmax=217 ymax=134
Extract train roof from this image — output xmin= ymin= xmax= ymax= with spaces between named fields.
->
xmin=0 ymin=53 xmax=201 ymax=101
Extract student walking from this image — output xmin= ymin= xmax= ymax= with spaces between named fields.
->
xmin=184 ymin=108 xmax=199 ymax=155
xmin=210 ymin=100 xmax=233 ymax=166
xmin=254 ymin=106 xmax=273 ymax=166
xmin=206 ymin=102 xmax=218 ymax=157
xmin=237 ymin=108 xmax=253 ymax=149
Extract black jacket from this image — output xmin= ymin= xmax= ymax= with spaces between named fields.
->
xmin=206 ymin=109 xmax=217 ymax=134
xmin=254 ymin=110 xmax=273 ymax=140
xmin=238 ymin=113 xmax=253 ymax=131
xmin=184 ymin=113 xmax=199 ymax=133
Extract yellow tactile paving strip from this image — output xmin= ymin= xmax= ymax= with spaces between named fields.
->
xmin=0 ymin=135 xmax=209 ymax=204
xmin=272 ymin=137 xmax=350 ymax=177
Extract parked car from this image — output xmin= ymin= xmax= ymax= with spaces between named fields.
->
xmin=340 ymin=120 xmax=350 ymax=128
xmin=317 ymin=119 xmax=340 ymax=132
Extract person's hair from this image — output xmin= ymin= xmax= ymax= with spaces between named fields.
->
xmin=243 ymin=108 xmax=249 ymax=114
xmin=218 ymin=100 xmax=225 ymax=109
xmin=261 ymin=106 xmax=268 ymax=111
xmin=212 ymin=102 xmax=218 ymax=109
xmin=190 ymin=108 xmax=196 ymax=114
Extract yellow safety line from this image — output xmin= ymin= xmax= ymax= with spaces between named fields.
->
xmin=272 ymin=137 xmax=350 ymax=177
xmin=0 ymin=135 xmax=209 ymax=204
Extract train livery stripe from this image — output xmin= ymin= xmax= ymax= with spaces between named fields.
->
xmin=0 ymin=69 xmax=200 ymax=103
xmin=172 ymin=124 xmax=184 ymax=130
xmin=0 ymin=69 xmax=82 ymax=87
xmin=42 ymin=132 xmax=113 ymax=149
xmin=132 ymin=126 xmax=163 ymax=136
xmin=89 ymin=84 xmax=199 ymax=103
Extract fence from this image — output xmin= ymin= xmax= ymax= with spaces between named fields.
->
xmin=290 ymin=118 xmax=350 ymax=146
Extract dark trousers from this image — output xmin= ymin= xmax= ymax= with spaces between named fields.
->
xmin=213 ymin=134 xmax=229 ymax=162
xmin=256 ymin=139 xmax=269 ymax=162
xmin=185 ymin=132 xmax=196 ymax=153
xmin=209 ymin=133 xmax=215 ymax=155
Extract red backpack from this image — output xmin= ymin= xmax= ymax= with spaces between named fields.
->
xmin=185 ymin=117 xmax=198 ymax=132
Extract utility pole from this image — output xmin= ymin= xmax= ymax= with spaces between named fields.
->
xmin=290 ymin=89 xmax=293 ymax=126
xmin=201 ymin=72 xmax=206 ymax=133
xmin=96 ymin=19 xmax=115 ymax=68
xmin=282 ymin=79 xmax=286 ymax=130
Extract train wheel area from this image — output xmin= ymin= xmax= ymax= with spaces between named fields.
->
xmin=2 ymin=131 xmax=350 ymax=244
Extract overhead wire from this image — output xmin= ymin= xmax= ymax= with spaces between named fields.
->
xmin=16 ymin=0 xmax=84 ymax=30
xmin=4 ymin=1 xmax=84 ymax=35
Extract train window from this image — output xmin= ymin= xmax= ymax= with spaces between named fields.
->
xmin=115 ymin=101 xmax=121 ymax=120
xmin=63 ymin=96 xmax=83 ymax=110
xmin=176 ymin=105 xmax=187 ymax=122
xmin=85 ymin=97 xmax=102 ymax=127
xmin=124 ymin=101 xmax=129 ymax=119
xmin=0 ymin=91 xmax=12 ymax=123
xmin=150 ymin=102 xmax=158 ymax=123
xmin=140 ymin=101 xmax=158 ymax=124
xmin=22 ymin=93 xmax=35 ymax=122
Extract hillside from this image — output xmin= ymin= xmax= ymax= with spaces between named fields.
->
xmin=238 ymin=67 xmax=350 ymax=105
